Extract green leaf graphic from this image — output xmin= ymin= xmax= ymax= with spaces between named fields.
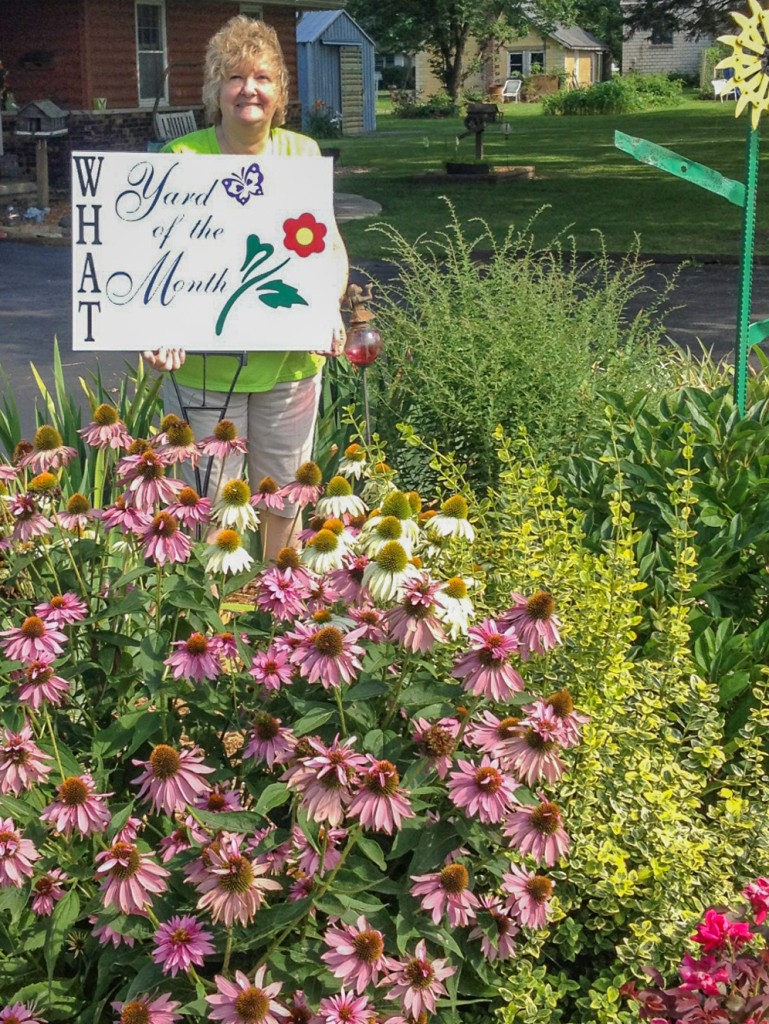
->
xmin=257 ymin=280 xmax=308 ymax=309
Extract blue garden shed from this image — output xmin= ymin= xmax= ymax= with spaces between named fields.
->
xmin=297 ymin=10 xmax=376 ymax=135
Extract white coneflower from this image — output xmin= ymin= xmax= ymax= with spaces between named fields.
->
xmin=301 ymin=528 xmax=346 ymax=573
xmin=359 ymin=514 xmax=413 ymax=558
xmin=203 ymin=529 xmax=254 ymax=575
xmin=427 ymin=495 xmax=475 ymax=542
xmin=361 ymin=541 xmax=417 ymax=603
xmin=212 ymin=480 xmax=260 ymax=533
xmin=337 ymin=443 xmax=368 ymax=481
xmin=435 ymin=576 xmax=475 ymax=638
xmin=364 ymin=490 xmax=421 ymax=548
xmin=315 ymin=475 xmax=367 ymax=520
xmin=361 ymin=461 xmax=397 ymax=506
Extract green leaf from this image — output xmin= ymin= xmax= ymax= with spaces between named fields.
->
xmin=45 ymin=889 xmax=81 ymax=979
xmin=291 ymin=707 xmax=334 ymax=736
xmin=254 ymin=782 xmax=291 ymax=817
xmin=92 ymin=709 xmax=163 ymax=760
xmin=193 ymin=809 xmax=265 ymax=832
xmin=258 ymin=280 xmax=309 ymax=309
xmin=356 ymin=834 xmax=387 ymax=870
xmin=107 ymin=803 xmax=136 ymax=841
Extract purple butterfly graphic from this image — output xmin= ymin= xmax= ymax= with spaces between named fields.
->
xmin=221 ymin=162 xmax=264 ymax=205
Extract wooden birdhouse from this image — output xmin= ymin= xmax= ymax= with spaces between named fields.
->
xmin=14 ymin=99 xmax=68 ymax=138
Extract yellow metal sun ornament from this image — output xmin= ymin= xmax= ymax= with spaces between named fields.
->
xmin=717 ymin=0 xmax=769 ymax=128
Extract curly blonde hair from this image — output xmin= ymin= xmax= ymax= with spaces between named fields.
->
xmin=202 ymin=16 xmax=289 ymax=127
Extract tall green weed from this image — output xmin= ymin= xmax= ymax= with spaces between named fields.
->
xmin=543 ymin=73 xmax=683 ymax=115
xmin=366 ymin=205 xmax=677 ymax=490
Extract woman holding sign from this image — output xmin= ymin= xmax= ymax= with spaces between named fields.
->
xmin=143 ymin=15 xmax=349 ymax=561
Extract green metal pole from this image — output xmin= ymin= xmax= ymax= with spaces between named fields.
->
xmin=735 ymin=122 xmax=760 ymax=416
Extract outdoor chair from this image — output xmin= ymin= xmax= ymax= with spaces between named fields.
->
xmin=501 ymin=79 xmax=522 ymax=102
xmin=153 ymin=109 xmax=198 ymax=141
xmin=712 ymin=77 xmax=738 ymax=101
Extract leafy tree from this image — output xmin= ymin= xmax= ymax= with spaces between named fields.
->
xmin=622 ymin=0 xmax=734 ymax=40
xmin=346 ymin=0 xmax=576 ymax=99
xmin=574 ymin=0 xmax=623 ymax=65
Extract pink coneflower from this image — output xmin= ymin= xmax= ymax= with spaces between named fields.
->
xmin=291 ymin=625 xmax=365 ymax=690
xmin=305 ymin=577 xmax=342 ymax=616
xmin=166 ymin=486 xmax=212 ymax=529
xmin=504 ymin=800 xmax=570 ymax=867
xmin=141 ymin=511 xmax=192 ymax=565
xmin=193 ymin=783 xmax=243 ymax=816
xmin=249 ymin=645 xmax=294 ymax=691
xmin=41 ymin=774 xmax=112 ymax=836
xmin=19 ymin=425 xmax=76 ymax=473
xmin=114 ymin=816 xmax=143 ymax=843
xmin=119 ymin=450 xmax=183 ymax=508
xmin=0 ymin=817 xmax=39 ymax=887
xmin=384 ymin=572 xmax=447 ymax=654
xmin=96 ymin=838 xmax=170 ymax=914
xmin=452 ymin=619 xmax=524 ymax=702
xmin=244 ymin=712 xmax=295 ymax=768
xmin=56 ymin=492 xmax=94 ymax=531
xmin=283 ymin=735 xmax=366 ymax=826
xmin=91 ymin=915 xmax=136 ymax=949
xmin=288 ymin=874 xmax=314 ymax=902
xmin=503 ymin=863 xmax=554 ymax=929
xmin=0 ymin=725 xmax=52 ymax=794
xmin=383 ymin=939 xmax=455 ymax=1019
xmin=412 ymin=717 xmax=460 ymax=779
xmin=468 ymin=895 xmax=518 ymax=962
xmin=256 ymin=568 xmax=308 ymax=622
xmin=152 ymin=913 xmax=215 ymax=977
xmin=284 ymin=991 xmax=319 ymax=1024
xmin=159 ymin=824 xmax=200 ymax=863
xmin=112 ymin=993 xmax=181 ymax=1024
xmin=155 ymin=419 xmax=199 ymax=466
xmin=347 ymin=757 xmax=415 ymax=835
xmin=279 ymin=461 xmax=324 ymax=508
xmin=210 ymin=631 xmax=244 ymax=662
xmin=464 ymin=711 xmax=522 ymax=760
xmin=348 ymin=604 xmax=386 ymax=643
xmin=538 ymin=690 xmax=588 ymax=749
xmin=34 ymin=592 xmax=87 ymax=627
xmin=500 ymin=591 xmax=562 ymax=660
xmin=31 ymin=868 xmax=68 ymax=916
xmin=410 ymin=863 xmax=479 ymax=927
xmin=197 ymin=419 xmax=248 ymax=460
xmin=250 ymin=476 xmax=286 ymax=512
xmin=744 ymin=877 xmax=769 ymax=924
xmin=79 ymin=404 xmax=132 ymax=450
xmin=207 ymin=966 xmax=288 ymax=1024
xmin=0 ymin=462 xmax=17 ymax=483
xmin=504 ymin=728 xmax=565 ymax=787
xmin=132 ymin=744 xmax=214 ymax=816
xmin=291 ymin=824 xmax=346 ymax=877
xmin=446 ymin=757 xmax=519 ymax=825
xmin=317 ymin=990 xmax=373 ymax=1024
xmin=196 ymin=834 xmax=282 ymax=927
xmin=165 ymin=633 xmax=221 ymax=684
xmin=329 ymin=553 xmax=371 ymax=605
xmin=9 ymin=494 xmax=53 ymax=543
xmin=0 ymin=1003 xmax=47 ymax=1024
xmin=100 ymin=497 xmax=152 ymax=533
xmin=0 ymin=615 xmax=67 ymax=663
xmin=321 ymin=915 xmax=397 ymax=993
xmin=15 ymin=660 xmax=70 ymax=709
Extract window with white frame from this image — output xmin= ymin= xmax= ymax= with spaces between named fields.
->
xmin=136 ymin=1 xmax=168 ymax=105
xmin=508 ymin=50 xmax=545 ymax=76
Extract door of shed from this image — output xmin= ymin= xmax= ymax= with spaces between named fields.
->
xmin=340 ymin=46 xmax=364 ymax=134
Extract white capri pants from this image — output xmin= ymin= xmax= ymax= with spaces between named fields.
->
xmin=163 ymin=374 xmax=322 ymax=517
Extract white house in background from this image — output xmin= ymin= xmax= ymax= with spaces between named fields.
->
xmin=621 ymin=2 xmax=714 ymax=76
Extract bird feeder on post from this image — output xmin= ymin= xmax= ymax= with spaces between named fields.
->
xmin=14 ymin=100 xmax=69 ymax=209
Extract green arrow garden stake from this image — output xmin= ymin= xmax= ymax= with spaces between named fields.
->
xmin=615 ymin=0 xmax=769 ymax=416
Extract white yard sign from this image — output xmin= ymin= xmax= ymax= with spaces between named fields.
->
xmin=71 ymin=151 xmax=339 ymax=351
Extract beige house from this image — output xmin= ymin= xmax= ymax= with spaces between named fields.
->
xmin=620 ymin=1 xmax=713 ymax=76
xmin=414 ymin=25 xmax=607 ymax=97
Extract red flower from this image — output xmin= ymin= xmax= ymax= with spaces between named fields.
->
xmin=283 ymin=212 xmax=327 ymax=257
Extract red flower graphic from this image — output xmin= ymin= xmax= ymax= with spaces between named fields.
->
xmin=283 ymin=213 xmax=327 ymax=257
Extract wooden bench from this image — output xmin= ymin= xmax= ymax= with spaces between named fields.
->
xmin=153 ymin=109 xmax=198 ymax=141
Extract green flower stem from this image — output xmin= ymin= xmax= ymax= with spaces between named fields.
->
xmin=381 ymin=652 xmax=413 ymax=729
xmin=52 ymin=520 xmax=93 ymax=613
xmin=43 ymin=706 xmax=65 ymax=780
xmin=253 ymin=826 xmax=361 ymax=972
xmin=453 ymin=694 xmax=482 ymax=752
xmin=333 ymin=684 xmax=348 ymax=737
xmin=41 ymin=543 xmax=63 ymax=595
xmin=222 ymin=929 xmax=234 ymax=976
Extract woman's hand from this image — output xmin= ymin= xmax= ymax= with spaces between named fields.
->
xmin=141 ymin=348 xmax=187 ymax=372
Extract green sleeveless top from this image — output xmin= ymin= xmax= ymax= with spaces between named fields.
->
xmin=162 ymin=126 xmax=324 ymax=393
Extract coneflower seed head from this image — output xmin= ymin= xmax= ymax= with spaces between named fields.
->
xmin=213 ymin=419 xmax=237 ymax=442
xmin=34 ymin=425 xmax=63 ymax=451
xmin=93 ymin=403 xmax=119 ymax=426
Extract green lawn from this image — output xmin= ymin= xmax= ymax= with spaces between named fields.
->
xmin=332 ymin=96 xmax=767 ymax=261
